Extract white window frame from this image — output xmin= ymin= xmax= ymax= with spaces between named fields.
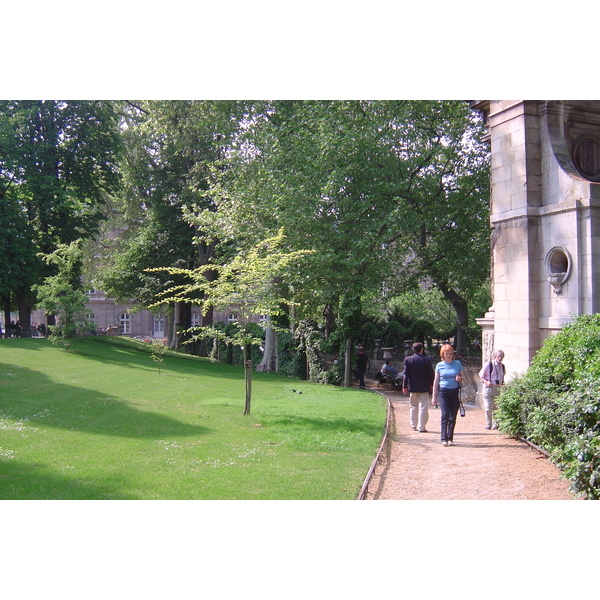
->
xmin=119 ymin=312 xmax=131 ymax=335
xmin=153 ymin=313 xmax=165 ymax=338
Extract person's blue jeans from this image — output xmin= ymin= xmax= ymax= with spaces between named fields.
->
xmin=439 ymin=387 xmax=460 ymax=442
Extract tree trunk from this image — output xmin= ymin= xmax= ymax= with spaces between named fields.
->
xmin=165 ymin=306 xmax=175 ymax=347
xmin=16 ymin=291 xmax=32 ymax=338
xmin=256 ymin=321 xmax=278 ymax=372
xmin=243 ymin=346 xmax=252 ymax=415
xmin=174 ymin=300 xmax=191 ymax=350
xmin=323 ymin=301 xmax=337 ymax=338
xmin=434 ymin=278 xmax=470 ymax=357
xmin=451 ymin=298 xmax=469 ymax=357
xmin=343 ymin=337 xmax=352 ymax=387
xmin=199 ymin=305 xmax=214 ymax=356
xmin=2 ymin=295 xmax=11 ymax=338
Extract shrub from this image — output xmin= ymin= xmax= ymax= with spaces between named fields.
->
xmin=277 ymin=329 xmax=306 ymax=379
xmin=208 ymin=321 xmax=265 ymax=366
xmin=496 ymin=313 xmax=600 ymax=498
xmin=380 ymin=320 xmax=408 ymax=349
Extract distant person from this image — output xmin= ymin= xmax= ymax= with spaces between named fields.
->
xmin=403 ymin=342 xmax=435 ymax=433
xmin=381 ymin=359 xmax=403 ymax=390
xmin=479 ymin=350 xmax=506 ymax=430
xmin=356 ymin=346 xmax=370 ymax=389
xmin=432 ymin=344 xmax=464 ymax=446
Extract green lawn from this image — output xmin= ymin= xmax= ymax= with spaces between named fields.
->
xmin=0 ymin=337 xmax=386 ymax=499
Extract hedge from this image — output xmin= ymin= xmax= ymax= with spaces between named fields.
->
xmin=496 ymin=313 xmax=600 ymax=499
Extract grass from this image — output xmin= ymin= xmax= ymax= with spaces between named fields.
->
xmin=0 ymin=337 xmax=387 ymax=500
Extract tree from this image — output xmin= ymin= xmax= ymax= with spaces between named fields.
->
xmin=192 ymin=100 xmax=489 ymax=365
xmin=148 ymin=231 xmax=312 ymax=414
xmin=34 ymin=241 xmax=93 ymax=350
xmin=0 ymin=100 xmax=122 ymax=335
xmin=0 ymin=195 xmax=37 ymax=332
xmin=98 ymin=101 xmax=243 ymax=351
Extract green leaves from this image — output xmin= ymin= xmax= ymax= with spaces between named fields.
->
xmin=149 ymin=230 xmax=312 ymax=322
xmin=187 ymin=100 xmax=489 ymax=355
xmin=33 ymin=241 xmax=93 ymax=349
xmin=496 ymin=313 xmax=600 ymax=498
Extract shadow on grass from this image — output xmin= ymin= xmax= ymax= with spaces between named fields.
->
xmin=0 ymin=362 xmax=211 ymax=439
xmin=71 ymin=338 xmax=245 ymax=382
xmin=261 ymin=415 xmax=384 ymax=438
xmin=0 ymin=338 xmax=45 ymax=351
xmin=0 ymin=459 xmax=140 ymax=500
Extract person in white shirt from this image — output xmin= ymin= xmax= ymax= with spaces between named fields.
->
xmin=479 ymin=350 xmax=505 ymax=430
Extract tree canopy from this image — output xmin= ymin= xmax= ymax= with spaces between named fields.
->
xmin=0 ymin=100 xmax=122 ymax=334
xmin=2 ymin=100 xmax=490 ymax=360
xmin=187 ymin=100 xmax=490 ymax=355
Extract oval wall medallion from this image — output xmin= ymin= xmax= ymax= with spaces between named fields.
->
xmin=545 ymin=246 xmax=572 ymax=294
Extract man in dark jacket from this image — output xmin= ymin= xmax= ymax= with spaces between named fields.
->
xmin=403 ymin=342 xmax=435 ymax=432
xmin=355 ymin=346 xmax=370 ymax=389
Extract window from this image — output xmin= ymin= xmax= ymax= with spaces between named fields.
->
xmin=227 ymin=313 xmax=238 ymax=323
xmin=153 ymin=313 xmax=165 ymax=337
xmin=119 ymin=312 xmax=131 ymax=334
xmin=191 ymin=313 xmax=201 ymax=328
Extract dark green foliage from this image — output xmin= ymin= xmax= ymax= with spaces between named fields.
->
xmin=295 ymin=320 xmax=343 ymax=385
xmin=358 ymin=321 xmax=382 ymax=352
xmin=208 ymin=321 xmax=265 ymax=367
xmin=0 ymin=100 xmax=122 ymax=334
xmin=277 ymin=329 xmax=307 ymax=379
xmin=496 ymin=313 xmax=600 ymax=498
xmin=380 ymin=321 xmax=408 ymax=349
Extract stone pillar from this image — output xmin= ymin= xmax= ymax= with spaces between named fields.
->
xmin=487 ymin=101 xmax=543 ymax=376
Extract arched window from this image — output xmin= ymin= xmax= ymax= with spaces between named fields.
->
xmin=227 ymin=313 xmax=238 ymax=324
xmin=119 ymin=312 xmax=131 ymax=335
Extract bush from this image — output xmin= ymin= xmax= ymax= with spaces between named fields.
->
xmin=380 ymin=320 xmax=408 ymax=349
xmin=208 ymin=321 xmax=265 ymax=366
xmin=496 ymin=313 xmax=600 ymax=498
xmin=295 ymin=320 xmax=343 ymax=385
xmin=277 ymin=329 xmax=306 ymax=379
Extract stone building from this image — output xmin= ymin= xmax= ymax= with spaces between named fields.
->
xmin=29 ymin=290 xmax=259 ymax=340
xmin=473 ymin=100 xmax=600 ymax=378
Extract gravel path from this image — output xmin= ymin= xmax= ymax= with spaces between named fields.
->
xmin=363 ymin=387 xmax=576 ymax=500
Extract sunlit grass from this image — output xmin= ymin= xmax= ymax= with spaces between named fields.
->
xmin=0 ymin=337 xmax=386 ymax=499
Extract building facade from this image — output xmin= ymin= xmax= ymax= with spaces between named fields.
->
xmin=473 ymin=100 xmax=600 ymax=377
xmin=27 ymin=290 xmax=251 ymax=340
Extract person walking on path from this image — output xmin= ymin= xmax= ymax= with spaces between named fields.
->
xmin=356 ymin=346 xmax=370 ymax=389
xmin=432 ymin=343 xmax=464 ymax=446
xmin=479 ymin=349 xmax=506 ymax=430
xmin=364 ymin=390 xmax=574 ymax=500
xmin=402 ymin=342 xmax=435 ymax=433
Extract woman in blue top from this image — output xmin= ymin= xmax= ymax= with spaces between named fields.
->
xmin=431 ymin=343 xmax=464 ymax=446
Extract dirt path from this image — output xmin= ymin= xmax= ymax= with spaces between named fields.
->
xmin=363 ymin=387 xmax=575 ymax=500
